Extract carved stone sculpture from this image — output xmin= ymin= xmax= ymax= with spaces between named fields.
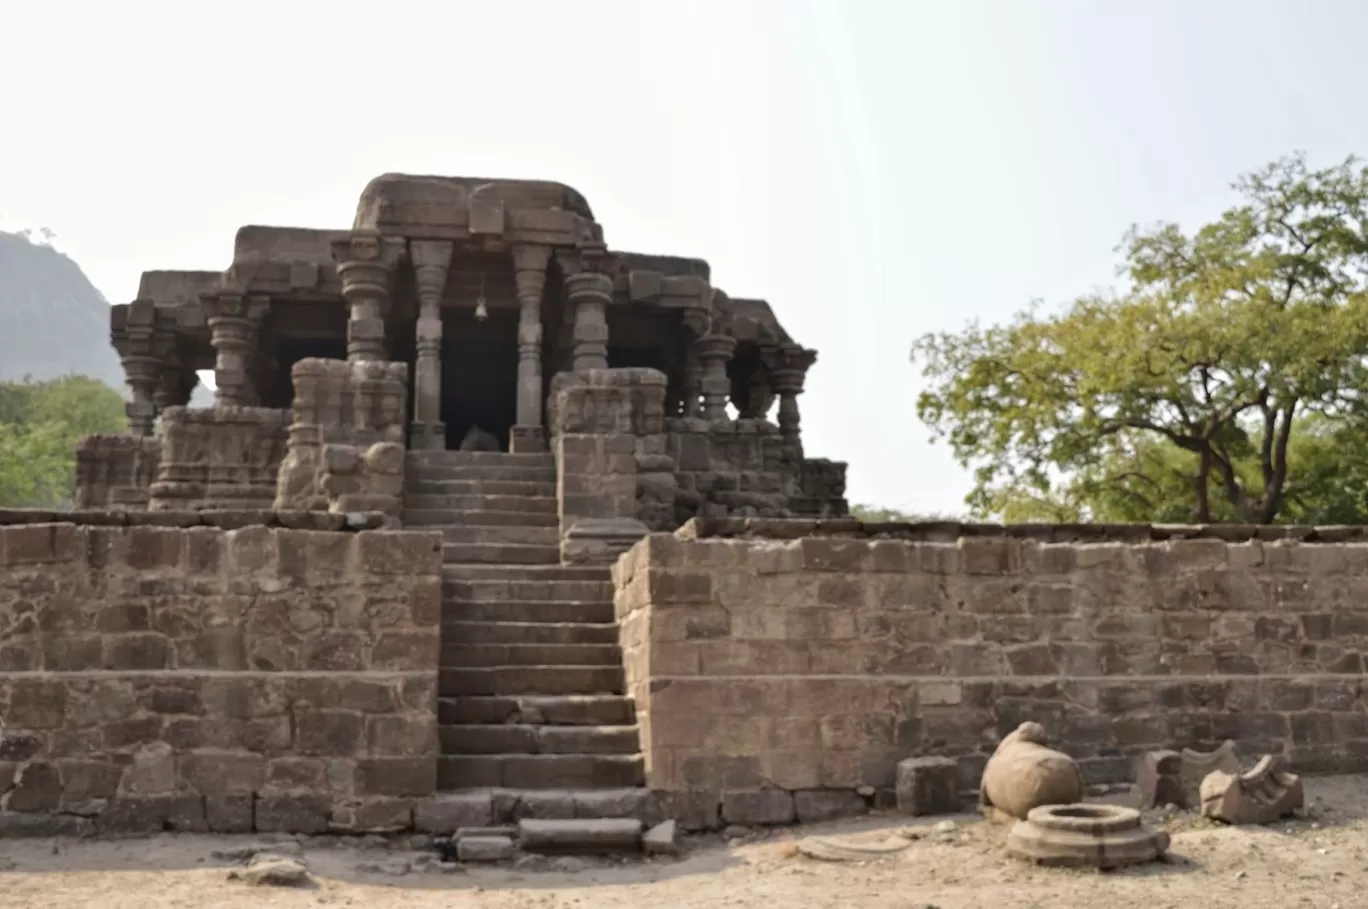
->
xmin=1007 ymin=804 xmax=1170 ymax=868
xmin=979 ymin=722 xmax=1084 ymax=822
xmin=1180 ymin=740 xmax=1240 ymax=809
xmin=1199 ymin=755 xmax=1304 ymax=825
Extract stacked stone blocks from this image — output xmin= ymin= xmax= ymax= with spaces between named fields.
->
xmin=615 ymin=527 xmax=1368 ymax=828
xmin=0 ymin=519 xmax=442 ymax=836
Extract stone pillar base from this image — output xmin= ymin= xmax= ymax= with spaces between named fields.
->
xmin=510 ymin=425 xmax=546 ymax=453
xmin=409 ymin=421 xmax=446 ymax=451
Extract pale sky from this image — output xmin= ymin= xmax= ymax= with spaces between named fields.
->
xmin=2 ymin=0 xmax=1365 ymax=516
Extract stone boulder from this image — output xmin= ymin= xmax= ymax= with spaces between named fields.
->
xmin=978 ymin=721 xmax=1083 ymax=822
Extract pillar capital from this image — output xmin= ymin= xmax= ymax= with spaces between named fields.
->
xmin=565 ymin=270 xmax=614 ymax=301
xmin=693 ymin=333 xmax=737 ymax=364
xmin=770 ymin=344 xmax=817 ymax=396
xmin=203 ymin=290 xmax=270 ymax=407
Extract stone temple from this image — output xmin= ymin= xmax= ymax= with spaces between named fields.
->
xmin=4 ymin=173 xmax=1363 ymax=840
xmin=84 ymin=175 xmax=845 ymax=521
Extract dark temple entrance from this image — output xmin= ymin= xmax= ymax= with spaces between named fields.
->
xmin=440 ymin=308 xmax=519 ymax=451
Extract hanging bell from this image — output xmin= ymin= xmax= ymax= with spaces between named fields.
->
xmin=474 ymin=296 xmax=489 ymax=321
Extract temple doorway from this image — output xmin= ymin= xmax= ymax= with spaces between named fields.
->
xmin=440 ymin=308 xmax=519 ymax=451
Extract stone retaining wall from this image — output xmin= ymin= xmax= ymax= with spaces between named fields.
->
xmin=615 ymin=527 xmax=1368 ymax=829
xmin=0 ymin=519 xmax=443 ymax=836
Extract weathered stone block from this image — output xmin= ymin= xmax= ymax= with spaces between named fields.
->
xmin=518 ymin=818 xmax=644 ymax=854
xmin=794 ymin=789 xmax=867 ymax=824
xmin=355 ymin=758 xmax=435 ymax=797
xmin=256 ymin=793 xmax=333 ymax=833
xmin=895 ymin=756 xmax=961 ymax=816
xmin=458 ymin=835 xmax=516 ymax=861
xmin=415 ymin=792 xmax=493 ymax=833
xmin=8 ymin=763 xmax=60 ymax=812
xmin=720 ymin=789 xmax=795 ymax=826
xmin=206 ymin=794 xmax=255 ymax=833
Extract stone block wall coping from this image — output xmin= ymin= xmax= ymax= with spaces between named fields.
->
xmin=675 ymin=517 xmax=1368 ymax=544
xmin=0 ymin=508 xmax=389 ymax=531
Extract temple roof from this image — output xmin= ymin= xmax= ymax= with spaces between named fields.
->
xmin=135 ymin=270 xmax=221 ymax=306
xmin=616 ymin=251 xmax=710 ymax=281
xmin=232 ymin=226 xmax=340 ymax=267
xmin=353 ymin=174 xmax=595 ymax=232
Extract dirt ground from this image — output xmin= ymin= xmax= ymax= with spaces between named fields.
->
xmin=3 ymin=776 xmax=1366 ymax=909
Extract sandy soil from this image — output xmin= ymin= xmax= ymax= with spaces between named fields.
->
xmin=2 ymin=776 xmax=1366 ymax=909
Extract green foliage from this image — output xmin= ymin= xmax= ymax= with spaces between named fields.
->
xmin=0 ymin=375 xmax=126 ymax=507
xmin=849 ymin=503 xmax=961 ymax=523
xmin=914 ymin=153 xmax=1368 ymax=524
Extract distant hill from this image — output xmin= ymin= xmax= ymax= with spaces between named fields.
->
xmin=0 ymin=229 xmax=214 ymax=408
xmin=0 ymin=229 xmax=124 ymax=387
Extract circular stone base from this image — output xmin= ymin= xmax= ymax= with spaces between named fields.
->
xmin=1006 ymin=804 xmax=1170 ymax=869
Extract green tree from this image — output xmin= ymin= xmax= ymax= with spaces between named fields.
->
xmin=0 ymin=375 xmax=127 ymax=507
xmin=914 ymin=153 xmax=1368 ymax=524
xmin=850 ymin=504 xmax=961 ymax=522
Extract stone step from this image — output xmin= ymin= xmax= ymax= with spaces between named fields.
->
xmin=442 ymin=600 xmax=615 ymax=624
xmin=405 ymin=509 xmax=559 ymax=528
xmin=437 ymin=754 xmax=644 ymax=789
xmin=442 ymin=642 xmax=622 ymax=668
xmin=434 ymin=788 xmax=657 ymax=824
xmin=439 ymin=724 xmax=640 ymax=755
xmin=407 ymin=451 xmax=555 ymax=468
xmin=409 ymin=479 xmax=557 ymax=497
xmin=519 ymin=818 xmax=644 ymax=855
xmin=438 ymin=695 xmax=637 ymax=727
xmin=440 ymin=525 xmax=560 ymax=546
xmin=443 ymin=620 xmax=618 ymax=645
xmin=406 ymin=494 xmax=558 ymax=514
xmin=443 ymin=543 xmax=561 ymax=565
xmin=443 ymin=564 xmax=609 ymax=581
xmin=439 ymin=665 xmax=624 ymax=697
xmin=406 ymin=464 xmax=555 ymax=483
xmin=445 ymin=575 xmax=610 ymax=598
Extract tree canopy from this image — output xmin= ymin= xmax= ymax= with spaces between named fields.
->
xmin=914 ymin=153 xmax=1368 ymax=524
xmin=0 ymin=375 xmax=127 ymax=508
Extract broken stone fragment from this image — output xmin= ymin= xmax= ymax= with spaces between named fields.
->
xmin=1199 ymin=755 xmax=1304 ymax=825
xmin=1007 ymin=804 xmax=1169 ymax=869
xmin=518 ymin=818 xmax=644 ymax=855
xmin=1181 ymin=740 xmax=1240 ymax=809
xmin=457 ymin=835 xmax=516 ymax=862
xmin=978 ymin=722 xmax=1083 ymax=822
xmin=235 ymin=853 xmax=311 ymax=887
xmin=643 ymin=819 xmax=679 ymax=856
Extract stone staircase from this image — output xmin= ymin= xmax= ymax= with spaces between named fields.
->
xmin=404 ymin=451 xmax=647 ymax=813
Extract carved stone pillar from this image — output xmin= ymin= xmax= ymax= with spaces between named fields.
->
xmin=123 ymin=356 xmax=159 ymax=436
xmin=111 ymin=299 xmax=165 ymax=436
xmin=203 ymin=291 xmax=270 ymax=407
xmin=566 ymin=272 xmax=611 ymax=371
xmin=410 ymin=240 xmax=453 ymax=450
xmin=335 ymin=231 xmax=392 ymax=363
xmin=693 ymin=335 xmax=736 ymax=421
xmin=771 ymin=343 xmax=818 ymax=462
xmin=511 ymin=244 xmax=552 ymax=452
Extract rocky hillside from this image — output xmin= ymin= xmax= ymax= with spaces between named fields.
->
xmin=0 ymin=229 xmax=124 ymax=387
